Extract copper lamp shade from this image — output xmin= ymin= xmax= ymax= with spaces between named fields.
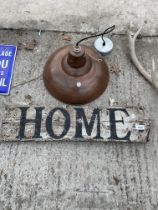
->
xmin=43 ymin=44 xmax=109 ymax=105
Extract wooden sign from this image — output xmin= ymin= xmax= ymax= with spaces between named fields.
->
xmin=0 ymin=105 xmax=151 ymax=142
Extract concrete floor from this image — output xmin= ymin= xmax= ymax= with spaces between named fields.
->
xmin=0 ymin=0 xmax=158 ymax=35
xmin=0 ymin=1 xmax=158 ymax=209
xmin=0 ymin=29 xmax=158 ymax=209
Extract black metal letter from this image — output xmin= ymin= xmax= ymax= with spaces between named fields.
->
xmin=74 ymin=108 xmax=103 ymax=139
xmin=108 ymin=108 xmax=131 ymax=140
xmin=46 ymin=108 xmax=70 ymax=139
xmin=16 ymin=107 xmax=44 ymax=139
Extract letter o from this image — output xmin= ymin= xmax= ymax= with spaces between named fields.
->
xmin=46 ymin=108 xmax=70 ymax=139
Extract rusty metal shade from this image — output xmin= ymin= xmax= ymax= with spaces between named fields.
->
xmin=43 ymin=44 xmax=109 ymax=105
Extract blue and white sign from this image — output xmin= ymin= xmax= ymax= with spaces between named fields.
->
xmin=0 ymin=45 xmax=17 ymax=95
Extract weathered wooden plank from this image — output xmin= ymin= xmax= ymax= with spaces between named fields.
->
xmin=0 ymin=105 xmax=150 ymax=142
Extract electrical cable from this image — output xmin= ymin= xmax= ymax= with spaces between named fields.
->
xmin=75 ymin=25 xmax=115 ymax=47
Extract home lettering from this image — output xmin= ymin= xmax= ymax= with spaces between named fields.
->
xmin=16 ymin=107 xmax=131 ymax=140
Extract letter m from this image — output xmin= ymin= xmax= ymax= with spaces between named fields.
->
xmin=74 ymin=108 xmax=103 ymax=139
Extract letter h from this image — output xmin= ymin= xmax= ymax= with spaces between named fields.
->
xmin=16 ymin=107 xmax=44 ymax=139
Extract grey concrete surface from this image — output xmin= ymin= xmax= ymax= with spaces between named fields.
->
xmin=0 ymin=29 xmax=158 ymax=209
xmin=0 ymin=0 xmax=158 ymax=35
